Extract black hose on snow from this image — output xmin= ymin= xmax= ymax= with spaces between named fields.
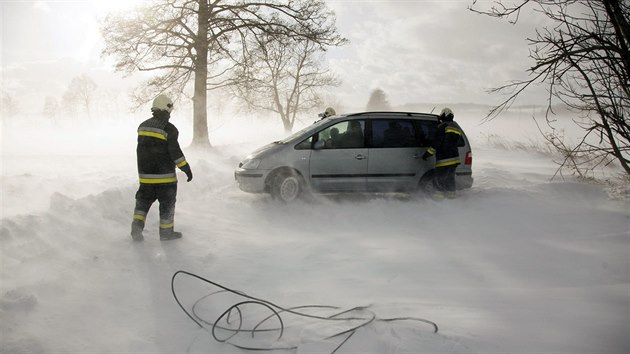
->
xmin=171 ymin=270 xmax=438 ymax=352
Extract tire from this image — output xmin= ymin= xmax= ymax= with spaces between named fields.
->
xmin=271 ymin=172 xmax=302 ymax=203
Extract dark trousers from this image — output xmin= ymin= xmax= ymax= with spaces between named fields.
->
xmin=132 ymin=183 xmax=177 ymax=233
xmin=433 ymin=164 xmax=458 ymax=192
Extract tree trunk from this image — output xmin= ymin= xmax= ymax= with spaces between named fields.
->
xmin=281 ymin=114 xmax=292 ymax=133
xmin=282 ymin=104 xmax=294 ymax=133
xmin=192 ymin=0 xmax=211 ymax=148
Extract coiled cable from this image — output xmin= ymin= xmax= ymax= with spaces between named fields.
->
xmin=171 ymin=270 xmax=438 ymax=352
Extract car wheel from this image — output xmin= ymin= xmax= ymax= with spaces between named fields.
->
xmin=271 ymin=172 xmax=302 ymax=203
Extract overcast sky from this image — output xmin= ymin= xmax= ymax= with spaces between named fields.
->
xmin=1 ymin=0 xmax=550 ymax=115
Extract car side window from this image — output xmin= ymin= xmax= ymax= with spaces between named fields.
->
xmin=371 ymin=119 xmax=419 ymax=148
xmin=318 ymin=120 xmax=365 ymax=149
xmin=416 ymin=120 xmax=438 ymax=147
xmin=295 ymin=136 xmax=313 ymax=150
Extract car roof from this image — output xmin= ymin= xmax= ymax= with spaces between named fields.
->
xmin=333 ymin=111 xmax=439 ymax=120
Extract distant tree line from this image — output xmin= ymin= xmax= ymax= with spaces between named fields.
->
xmin=39 ymin=74 xmax=131 ymax=122
xmin=1 ymin=91 xmax=19 ymax=120
xmin=2 ymin=75 xmax=103 ymax=122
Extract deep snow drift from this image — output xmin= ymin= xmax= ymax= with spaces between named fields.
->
xmin=1 ymin=112 xmax=629 ymax=353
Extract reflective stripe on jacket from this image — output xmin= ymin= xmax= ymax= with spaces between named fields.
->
xmin=435 ymin=157 xmax=461 ymax=167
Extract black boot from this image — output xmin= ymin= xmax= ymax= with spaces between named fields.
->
xmin=160 ymin=229 xmax=183 ymax=241
xmin=131 ymin=220 xmax=144 ymax=241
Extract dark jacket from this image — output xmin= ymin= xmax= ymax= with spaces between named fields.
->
xmin=424 ymin=120 xmax=462 ymax=167
xmin=136 ymin=111 xmax=191 ymax=184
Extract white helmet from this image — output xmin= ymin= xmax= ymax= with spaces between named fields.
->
xmin=324 ymin=107 xmax=336 ymax=117
xmin=439 ymin=107 xmax=454 ymax=121
xmin=152 ymin=94 xmax=174 ymax=113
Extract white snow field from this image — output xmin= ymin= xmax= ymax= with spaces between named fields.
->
xmin=1 ymin=112 xmax=629 ymax=354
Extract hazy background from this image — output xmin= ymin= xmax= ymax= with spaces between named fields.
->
xmin=1 ymin=0 xmax=550 ymax=122
xmin=1 ymin=2 xmax=629 ymax=353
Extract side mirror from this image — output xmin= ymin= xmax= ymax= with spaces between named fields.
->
xmin=313 ymin=140 xmax=325 ymax=150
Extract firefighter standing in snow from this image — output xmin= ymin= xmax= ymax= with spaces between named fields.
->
xmin=422 ymin=107 xmax=462 ymax=198
xmin=131 ymin=94 xmax=193 ymax=241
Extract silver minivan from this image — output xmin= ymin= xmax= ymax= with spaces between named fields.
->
xmin=235 ymin=112 xmax=473 ymax=202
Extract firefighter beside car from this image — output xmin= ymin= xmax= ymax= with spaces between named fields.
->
xmin=319 ymin=107 xmax=336 ymax=119
xmin=422 ymin=107 xmax=462 ymax=199
xmin=130 ymin=94 xmax=193 ymax=241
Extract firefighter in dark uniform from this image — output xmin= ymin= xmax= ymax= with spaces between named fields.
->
xmin=130 ymin=94 xmax=193 ymax=241
xmin=422 ymin=107 xmax=462 ymax=198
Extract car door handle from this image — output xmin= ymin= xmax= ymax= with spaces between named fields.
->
xmin=355 ymin=154 xmax=367 ymax=160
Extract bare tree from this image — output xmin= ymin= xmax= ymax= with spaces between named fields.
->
xmin=102 ymin=0 xmax=345 ymax=147
xmin=43 ymin=96 xmax=60 ymax=121
xmin=470 ymin=0 xmax=630 ymax=177
xmin=62 ymin=74 xmax=98 ymax=120
xmin=366 ymin=88 xmax=392 ymax=111
xmin=230 ymin=33 xmax=344 ymax=132
xmin=1 ymin=91 xmax=19 ymax=121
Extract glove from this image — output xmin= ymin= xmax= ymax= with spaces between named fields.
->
xmin=181 ymin=164 xmax=193 ymax=182
xmin=422 ymin=148 xmax=435 ymax=161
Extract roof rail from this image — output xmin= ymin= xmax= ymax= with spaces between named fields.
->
xmin=346 ymin=111 xmax=438 ymax=117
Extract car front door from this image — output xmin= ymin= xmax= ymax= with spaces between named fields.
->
xmin=309 ymin=120 xmax=368 ymax=192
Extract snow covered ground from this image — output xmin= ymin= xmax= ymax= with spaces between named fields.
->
xmin=1 ymin=113 xmax=629 ymax=353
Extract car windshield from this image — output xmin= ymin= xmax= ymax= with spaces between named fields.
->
xmin=279 ymin=118 xmax=333 ymax=144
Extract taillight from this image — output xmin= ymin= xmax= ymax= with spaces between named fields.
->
xmin=465 ymin=151 xmax=472 ymax=165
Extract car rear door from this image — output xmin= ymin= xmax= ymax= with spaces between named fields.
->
xmin=367 ymin=118 xmax=436 ymax=192
xmin=309 ymin=120 xmax=368 ymax=192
